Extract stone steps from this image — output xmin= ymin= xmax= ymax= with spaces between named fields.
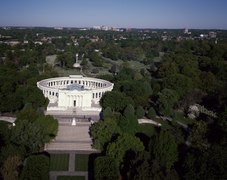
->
xmin=45 ymin=141 xmax=95 ymax=151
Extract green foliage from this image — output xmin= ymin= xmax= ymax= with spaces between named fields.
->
xmin=89 ymin=52 xmax=104 ymax=67
xmin=0 ymin=64 xmax=49 ymax=113
xmin=16 ymin=108 xmax=40 ymax=123
xmin=0 ymin=122 xmax=11 ymax=146
xmin=35 ymin=115 xmax=58 ymax=143
xmin=115 ymin=67 xmax=135 ymax=81
xmin=11 ymin=120 xmax=45 ymax=154
xmin=94 ymin=156 xmax=120 ymax=180
xmin=0 ymin=155 xmax=21 ymax=180
xmin=136 ymin=106 xmax=145 ymax=118
xmin=57 ymin=51 xmax=74 ymax=68
xmin=188 ymin=121 xmax=209 ymax=151
xmin=12 ymin=108 xmax=58 ymax=154
xmin=123 ymin=104 xmax=135 ymax=118
xmin=147 ymin=107 xmax=156 ymax=119
xmin=151 ymin=130 xmax=178 ymax=171
xmin=131 ymin=160 xmax=152 ymax=180
xmin=100 ymin=91 xmax=134 ymax=112
xmin=20 ymin=155 xmax=50 ymax=180
xmin=107 ymin=133 xmax=144 ymax=166
xmin=102 ymin=107 xmax=113 ymax=119
xmin=118 ymin=105 xmax=138 ymax=135
xmin=156 ymin=88 xmax=179 ymax=116
xmin=103 ymin=44 xmax=120 ymax=60
xmin=162 ymin=73 xmax=194 ymax=98
xmin=200 ymin=71 xmax=217 ymax=93
xmin=0 ymin=144 xmax=25 ymax=166
xmin=117 ymin=80 xmax=152 ymax=105
xmin=90 ymin=118 xmax=120 ymax=150
xmin=183 ymin=144 xmax=227 ymax=180
xmin=21 ymin=85 xmax=48 ymax=109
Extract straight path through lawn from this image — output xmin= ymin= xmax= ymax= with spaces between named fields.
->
xmin=49 ymin=151 xmax=94 ymax=180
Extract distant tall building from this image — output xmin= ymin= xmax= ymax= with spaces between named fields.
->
xmin=184 ymin=28 xmax=191 ymax=35
xmin=209 ymin=31 xmax=217 ymax=38
xmin=184 ymin=28 xmax=189 ymax=34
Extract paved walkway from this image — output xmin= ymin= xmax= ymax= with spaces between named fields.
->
xmin=44 ymin=122 xmax=98 ymax=152
xmin=69 ymin=153 xmax=75 ymax=172
xmin=0 ymin=116 xmax=16 ymax=123
xmin=49 ymin=171 xmax=88 ymax=180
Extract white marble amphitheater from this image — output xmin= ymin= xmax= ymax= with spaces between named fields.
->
xmin=37 ymin=75 xmax=114 ymax=116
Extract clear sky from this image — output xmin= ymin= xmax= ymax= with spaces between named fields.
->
xmin=0 ymin=0 xmax=227 ymax=29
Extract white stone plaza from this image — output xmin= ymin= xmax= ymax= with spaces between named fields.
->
xmin=37 ymin=75 xmax=114 ymax=116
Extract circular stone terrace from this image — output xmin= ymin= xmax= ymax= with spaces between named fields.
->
xmin=37 ymin=75 xmax=114 ymax=116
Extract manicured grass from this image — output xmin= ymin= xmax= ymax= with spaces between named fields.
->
xmin=138 ymin=124 xmax=156 ymax=137
xmin=75 ymin=154 xmax=89 ymax=171
xmin=50 ymin=154 xmax=69 ymax=171
xmin=57 ymin=176 xmax=85 ymax=180
xmin=0 ymin=121 xmax=11 ymax=125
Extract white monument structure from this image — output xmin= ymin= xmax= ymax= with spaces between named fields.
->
xmin=37 ymin=75 xmax=114 ymax=116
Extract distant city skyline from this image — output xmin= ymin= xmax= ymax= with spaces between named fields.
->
xmin=0 ymin=0 xmax=227 ymax=29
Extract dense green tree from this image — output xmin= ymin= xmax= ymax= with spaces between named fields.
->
xmin=100 ymin=91 xmax=134 ymax=112
xmin=90 ymin=118 xmax=120 ymax=150
xmin=20 ymin=155 xmax=50 ymax=180
xmin=107 ymin=133 xmax=144 ymax=166
xmin=183 ymin=144 xmax=227 ymax=180
xmin=188 ymin=121 xmax=209 ymax=151
xmin=117 ymin=80 xmax=152 ymax=106
xmin=131 ymin=160 xmax=152 ymax=180
xmin=0 ymin=144 xmax=25 ymax=166
xmin=21 ymin=85 xmax=48 ymax=109
xmin=115 ymin=67 xmax=135 ymax=81
xmin=94 ymin=156 xmax=120 ymax=180
xmin=156 ymin=88 xmax=179 ymax=116
xmin=118 ymin=104 xmax=138 ymax=135
xmin=162 ymin=73 xmax=194 ymax=97
xmin=128 ymin=151 xmax=154 ymax=180
xmin=157 ymin=61 xmax=178 ymax=78
xmin=0 ymin=122 xmax=11 ymax=147
xmin=89 ymin=52 xmax=104 ymax=67
xmin=123 ymin=104 xmax=135 ymax=118
xmin=151 ymin=130 xmax=178 ymax=171
xmin=136 ymin=106 xmax=145 ymax=119
xmin=0 ymin=155 xmax=21 ymax=180
xmin=147 ymin=107 xmax=156 ymax=119
xmin=103 ymin=44 xmax=120 ymax=60
xmin=57 ymin=51 xmax=74 ymax=68
xmin=35 ymin=115 xmax=58 ymax=143
xmin=200 ymin=71 xmax=217 ymax=93
xmin=11 ymin=120 xmax=45 ymax=154
xmin=102 ymin=107 xmax=113 ymax=119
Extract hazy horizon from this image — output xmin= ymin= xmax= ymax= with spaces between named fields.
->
xmin=1 ymin=0 xmax=227 ymax=29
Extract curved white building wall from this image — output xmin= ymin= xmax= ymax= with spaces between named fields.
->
xmin=37 ymin=75 xmax=114 ymax=115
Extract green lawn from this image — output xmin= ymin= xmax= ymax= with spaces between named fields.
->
xmin=138 ymin=124 xmax=156 ymax=137
xmin=57 ymin=176 xmax=85 ymax=180
xmin=54 ymin=67 xmax=81 ymax=76
xmin=0 ymin=121 xmax=11 ymax=125
xmin=50 ymin=154 xmax=69 ymax=171
xmin=75 ymin=154 xmax=89 ymax=171
xmin=46 ymin=54 xmax=57 ymax=65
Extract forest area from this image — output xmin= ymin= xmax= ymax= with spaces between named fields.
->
xmin=0 ymin=28 xmax=226 ymax=179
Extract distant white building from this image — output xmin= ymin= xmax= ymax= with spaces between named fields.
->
xmin=37 ymin=75 xmax=114 ymax=116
